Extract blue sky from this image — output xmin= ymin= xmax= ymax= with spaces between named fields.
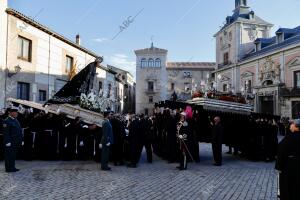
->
xmin=8 ymin=0 xmax=300 ymax=77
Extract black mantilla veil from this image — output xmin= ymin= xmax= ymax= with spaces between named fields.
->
xmin=46 ymin=59 xmax=101 ymax=105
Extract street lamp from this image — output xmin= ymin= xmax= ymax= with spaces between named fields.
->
xmin=6 ymin=65 xmax=21 ymax=77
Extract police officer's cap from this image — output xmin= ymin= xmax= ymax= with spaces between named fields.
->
xmin=7 ymin=106 xmax=18 ymax=112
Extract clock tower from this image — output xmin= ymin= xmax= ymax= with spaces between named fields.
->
xmin=215 ymin=0 xmax=273 ymax=68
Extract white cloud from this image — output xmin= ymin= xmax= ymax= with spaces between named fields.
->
xmin=92 ymin=37 xmax=109 ymax=43
xmin=105 ymin=54 xmax=136 ymax=79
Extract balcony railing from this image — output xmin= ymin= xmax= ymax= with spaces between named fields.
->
xmin=279 ymin=87 xmax=300 ymax=97
xmin=145 ymin=89 xmax=157 ymax=94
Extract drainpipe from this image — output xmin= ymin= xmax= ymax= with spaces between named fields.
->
xmin=4 ymin=13 xmax=9 ymax=107
xmin=47 ymin=34 xmax=52 ymax=100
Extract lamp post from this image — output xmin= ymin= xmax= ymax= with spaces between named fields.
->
xmin=4 ymin=65 xmax=22 ymax=106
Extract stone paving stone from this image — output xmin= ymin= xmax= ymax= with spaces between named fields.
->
xmin=0 ymin=143 xmax=278 ymax=199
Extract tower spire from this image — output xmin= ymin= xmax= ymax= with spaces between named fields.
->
xmin=151 ymin=35 xmax=154 ymax=48
xmin=235 ymin=0 xmax=248 ymax=9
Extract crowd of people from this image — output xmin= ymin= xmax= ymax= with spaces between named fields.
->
xmin=2 ymin=103 xmax=300 ymax=199
xmin=0 ymin=103 xmax=286 ymax=171
xmin=0 ymin=106 xmax=157 ymax=171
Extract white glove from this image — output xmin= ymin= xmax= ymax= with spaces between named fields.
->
xmin=22 ymin=141 xmax=24 ymax=146
xmin=83 ymin=125 xmax=88 ymax=129
xmin=5 ymin=143 xmax=11 ymax=147
xmin=106 ymin=142 xmax=110 ymax=147
xmin=64 ymin=143 xmax=67 ymax=148
xmin=99 ymin=144 xmax=102 ymax=149
xmin=178 ymin=135 xmax=183 ymax=139
xmin=79 ymin=141 xmax=84 ymax=147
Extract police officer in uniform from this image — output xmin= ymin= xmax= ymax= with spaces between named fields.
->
xmin=276 ymin=119 xmax=300 ymax=200
xmin=3 ymin=106 xmax=23 ymax=173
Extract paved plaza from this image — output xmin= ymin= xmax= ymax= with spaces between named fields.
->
xmin=0 ymin=143 xmax=278 ymax=200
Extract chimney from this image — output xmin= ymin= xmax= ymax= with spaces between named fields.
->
xmin=76 ymin=34 xmax=81 ymax=45
xmin=249 ymin=11 xmax=255 ymax=20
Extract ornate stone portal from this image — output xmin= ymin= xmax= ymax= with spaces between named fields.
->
xmin=258 ymin=57 xmax=281 ymax=85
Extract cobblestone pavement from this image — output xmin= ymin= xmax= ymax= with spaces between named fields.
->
xmin=0 ymin=143 xmax=278 ymax=200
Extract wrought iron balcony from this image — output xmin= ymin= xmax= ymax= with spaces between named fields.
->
xmin=218 ymin=61 xmax=232 ymax=69
xmin=279 ymin=87 xmax=300 ymax=97
xmin=145 ymin=89 xmax=157 ymax=94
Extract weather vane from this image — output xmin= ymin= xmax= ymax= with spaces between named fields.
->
xmin=151 ymin=35 xmax=154 ymax=47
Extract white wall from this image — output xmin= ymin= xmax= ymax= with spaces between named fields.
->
xmin=0 ymin=0 xmax=8 ymax=108
xmin=2 ymin=13 xmax=98 ymax=106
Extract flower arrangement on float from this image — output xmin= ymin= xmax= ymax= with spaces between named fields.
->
xmin=192 ymin=91 xmax=246 ymax=104
xmin=79 ymin=91 xmax=114 ymax=113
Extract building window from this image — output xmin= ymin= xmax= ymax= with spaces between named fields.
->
xmin=99 ymin=81 xmax=103 ymax=90
xmin=229 ymin=32 xmax=232 ymax=41
xmin=292 ymin=101 xmax=300 ymax=119
xmin=149 ymin=96 xmax=153 ymax=103
xmin=39 ymin=90 xmax=47 ymax=102
xmin=171 ymin=83 xmax=175 ymax=91
xmin=18 ymin=36 xmax=32 ymax=62
xmin=148 ymin=81 xmax=154 ymax=92
xmin=148 ymin=58 xmax=154 ymax=67
xmin=155 ymin=58 xmax=161 ymax=67
xmin=145 ymin=108 xmax=149 ymax=116
xmin=184 ymin=83 xmax=190 ymax=92
xmin=107 ymin=83 xmax=112 ymax=98
xmin=66 ymin=55 xmax=73 ymax=73
xmin=183 ymin=72 xmax=192 ymax=78
xmin=294 ymin=71 xmax=300 ymax=88
xmin=17 ymin=82 xmax=30 ymax=100
xmin=245 ymin=80 xmax=252 ymax=93
xmin=223 ymin=84 xmax=228 ymax=92
xmin=141 ymin=58 xmax=147 ymax=67
xmin=223 ymin=52 xmax=229 ymax=65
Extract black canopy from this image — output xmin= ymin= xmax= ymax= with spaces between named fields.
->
xmin=47 ymin=61 xmax=99 ymax=105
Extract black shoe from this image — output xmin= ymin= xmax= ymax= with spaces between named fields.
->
xmin=13 ymin=168 xmax=20 ymax=172
xmin=119 ymin=161 xmax=125 ymax=166
xmin=5 ymin=169 xmax=17 ymax=173
xmin=226 ymin=151 xmax=232 ymax=154
xmin=101 ymin=167 xmax=111 ymax=171
xmin=176 ymin=166 xmax=186 ymax=170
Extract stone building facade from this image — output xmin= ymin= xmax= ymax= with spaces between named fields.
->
xmin=214 ymin=0 xmax=300 ymax=119
xmin=0 ymin=0 xmax=133 ymax=113
xmin=108 ymin=65 xmax=136 ymax=114
xmin=135 ymin=45 xmax=215 ymax=115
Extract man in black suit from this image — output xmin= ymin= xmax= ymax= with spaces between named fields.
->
xmin=100 ymin=111 xmax=114 ymax=171
xmin=211 ymin=116 xmax=223 ymax=166
xmin=276 ymin=119 xmax=300 ymax=200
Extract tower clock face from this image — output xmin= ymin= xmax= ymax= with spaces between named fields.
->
xmin=246 ymin=25 xmax=258 ymax=41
